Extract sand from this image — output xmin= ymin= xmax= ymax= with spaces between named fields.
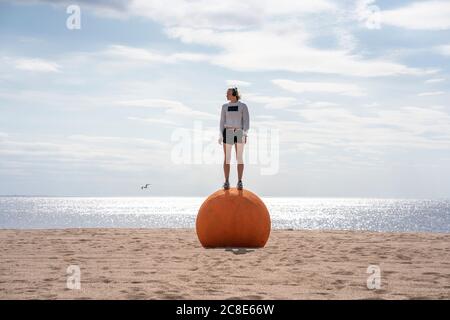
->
xmin=0 ymin=228 xmax=449 ymax=300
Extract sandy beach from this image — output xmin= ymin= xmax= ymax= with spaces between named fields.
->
xmin=0 ymin=228 xmax=449 ymax=300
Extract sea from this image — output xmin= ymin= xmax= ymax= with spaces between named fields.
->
xmin=1 ymin=196 xmax=449 ymax=233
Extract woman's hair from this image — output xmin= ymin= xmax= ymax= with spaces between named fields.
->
xmin=229 ymin=87 xmax=241 ymax=100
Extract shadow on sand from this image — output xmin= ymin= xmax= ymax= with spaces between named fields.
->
xmin=224 ymin=248 xmax=255 ymax=255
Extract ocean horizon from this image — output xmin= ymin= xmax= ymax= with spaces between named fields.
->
xmin=1 ymin=196 xmax=449 ymax=233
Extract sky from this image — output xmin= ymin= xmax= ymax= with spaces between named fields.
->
xmin=0 ymin=0 xmax=450 ymax=198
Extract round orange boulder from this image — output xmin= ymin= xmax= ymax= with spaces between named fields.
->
xmin=196 ymin=188 xmax=271 ymax=248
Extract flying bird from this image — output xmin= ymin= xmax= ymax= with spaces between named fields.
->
xmin=141 ymin=184 xmax=151 ymax=190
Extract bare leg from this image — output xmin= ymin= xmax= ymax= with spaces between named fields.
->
xmin=235 ymin=143 xmax=244 ymax=181
xmin=223 ymin=143 xmax=232 ymax=181
xmin=237 ymin=164 xmax=244 ymax=181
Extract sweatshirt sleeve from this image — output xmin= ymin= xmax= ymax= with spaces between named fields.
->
xmin=219 ymin=104 xmax=226 ymax=134
xmin=242 ymin=104 xmax=249 ymax=135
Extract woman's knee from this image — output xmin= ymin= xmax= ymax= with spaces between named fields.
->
xmin=224 ymin=151 xmax=232 ymax=164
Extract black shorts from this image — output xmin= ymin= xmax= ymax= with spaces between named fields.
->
xmin=223 ymin=128 xmax=244 ymax=145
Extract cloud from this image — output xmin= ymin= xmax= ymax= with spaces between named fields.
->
xmin=14 ymin=58 xmax=60 ymax=72
xmin=11 ymin=0 xmax=336 ymax=29
xmin=255 ymin=115 xmax=276 ymax=120
xmin=283 ymin=105 xmax=450 ymax=154
xmin=244 ymin=93 xmax=298 ymax=109
xmin=103 ymin=45 xmax=210 ymax=63
xmin=363 ymin=102 xmax=380 ymax=108
xmin=12 ymin=0 xmax=130 ymax=18
xmin=0 ymin=133 xmax=171 ymax=174
xmin=127 ymin=116 xmax=177 ymax=126
xmin=115 ymin=98 xmax=216 ymax=119
xmin=380 ymin=1 xmax=450 ymax=30
xmin=435 ymin=44 xmax=450 ymax=56
xmin=225 ymin=80 xmax=251 ymax=87
xmin=417 ymin=91 xmax=445 ymax=97
xmin=357 ymin=1 xmax=450 ymax=30
xmin=355 ymin=0 xmax=381 ymax=30
xmin=333 ymin=26 xmax=359 ymax=51
xmin=67 ymin=134 xmax=168 ymax=148
xmin=0 ymin=88 xmax=216 ymax=121
xmin=5 ymin=0 xmax=432 ymax=77
xmin=305 ymin=101 xmax=340 ymax=108
xmin=128 ymin=0 xmax=336 ymax=30
xmin=246 ymin=105 xmax=450 ymax=167
xmin=425 ymin=78 xmax=446 ymax=84
xmin=272 ymin=79 xmax=366 ymax=97
xmin=165 ymin=23 xmax=430 ymax=77
xmin=0 ymin=89 xmax=113 ymax=109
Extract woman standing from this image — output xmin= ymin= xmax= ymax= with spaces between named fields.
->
xmin=218 ymin=87 xmax=250 ymax=190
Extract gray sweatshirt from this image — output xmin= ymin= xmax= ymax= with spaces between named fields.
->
xmin=219 ymin=101 xmax=250 ymax=135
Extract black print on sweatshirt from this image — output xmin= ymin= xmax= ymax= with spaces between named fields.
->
xmin=227 ymin=106 xmax=238 ymax=112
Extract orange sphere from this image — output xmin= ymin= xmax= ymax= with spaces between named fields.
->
xmin=196 ymin=188 xmax=271 ymax=248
